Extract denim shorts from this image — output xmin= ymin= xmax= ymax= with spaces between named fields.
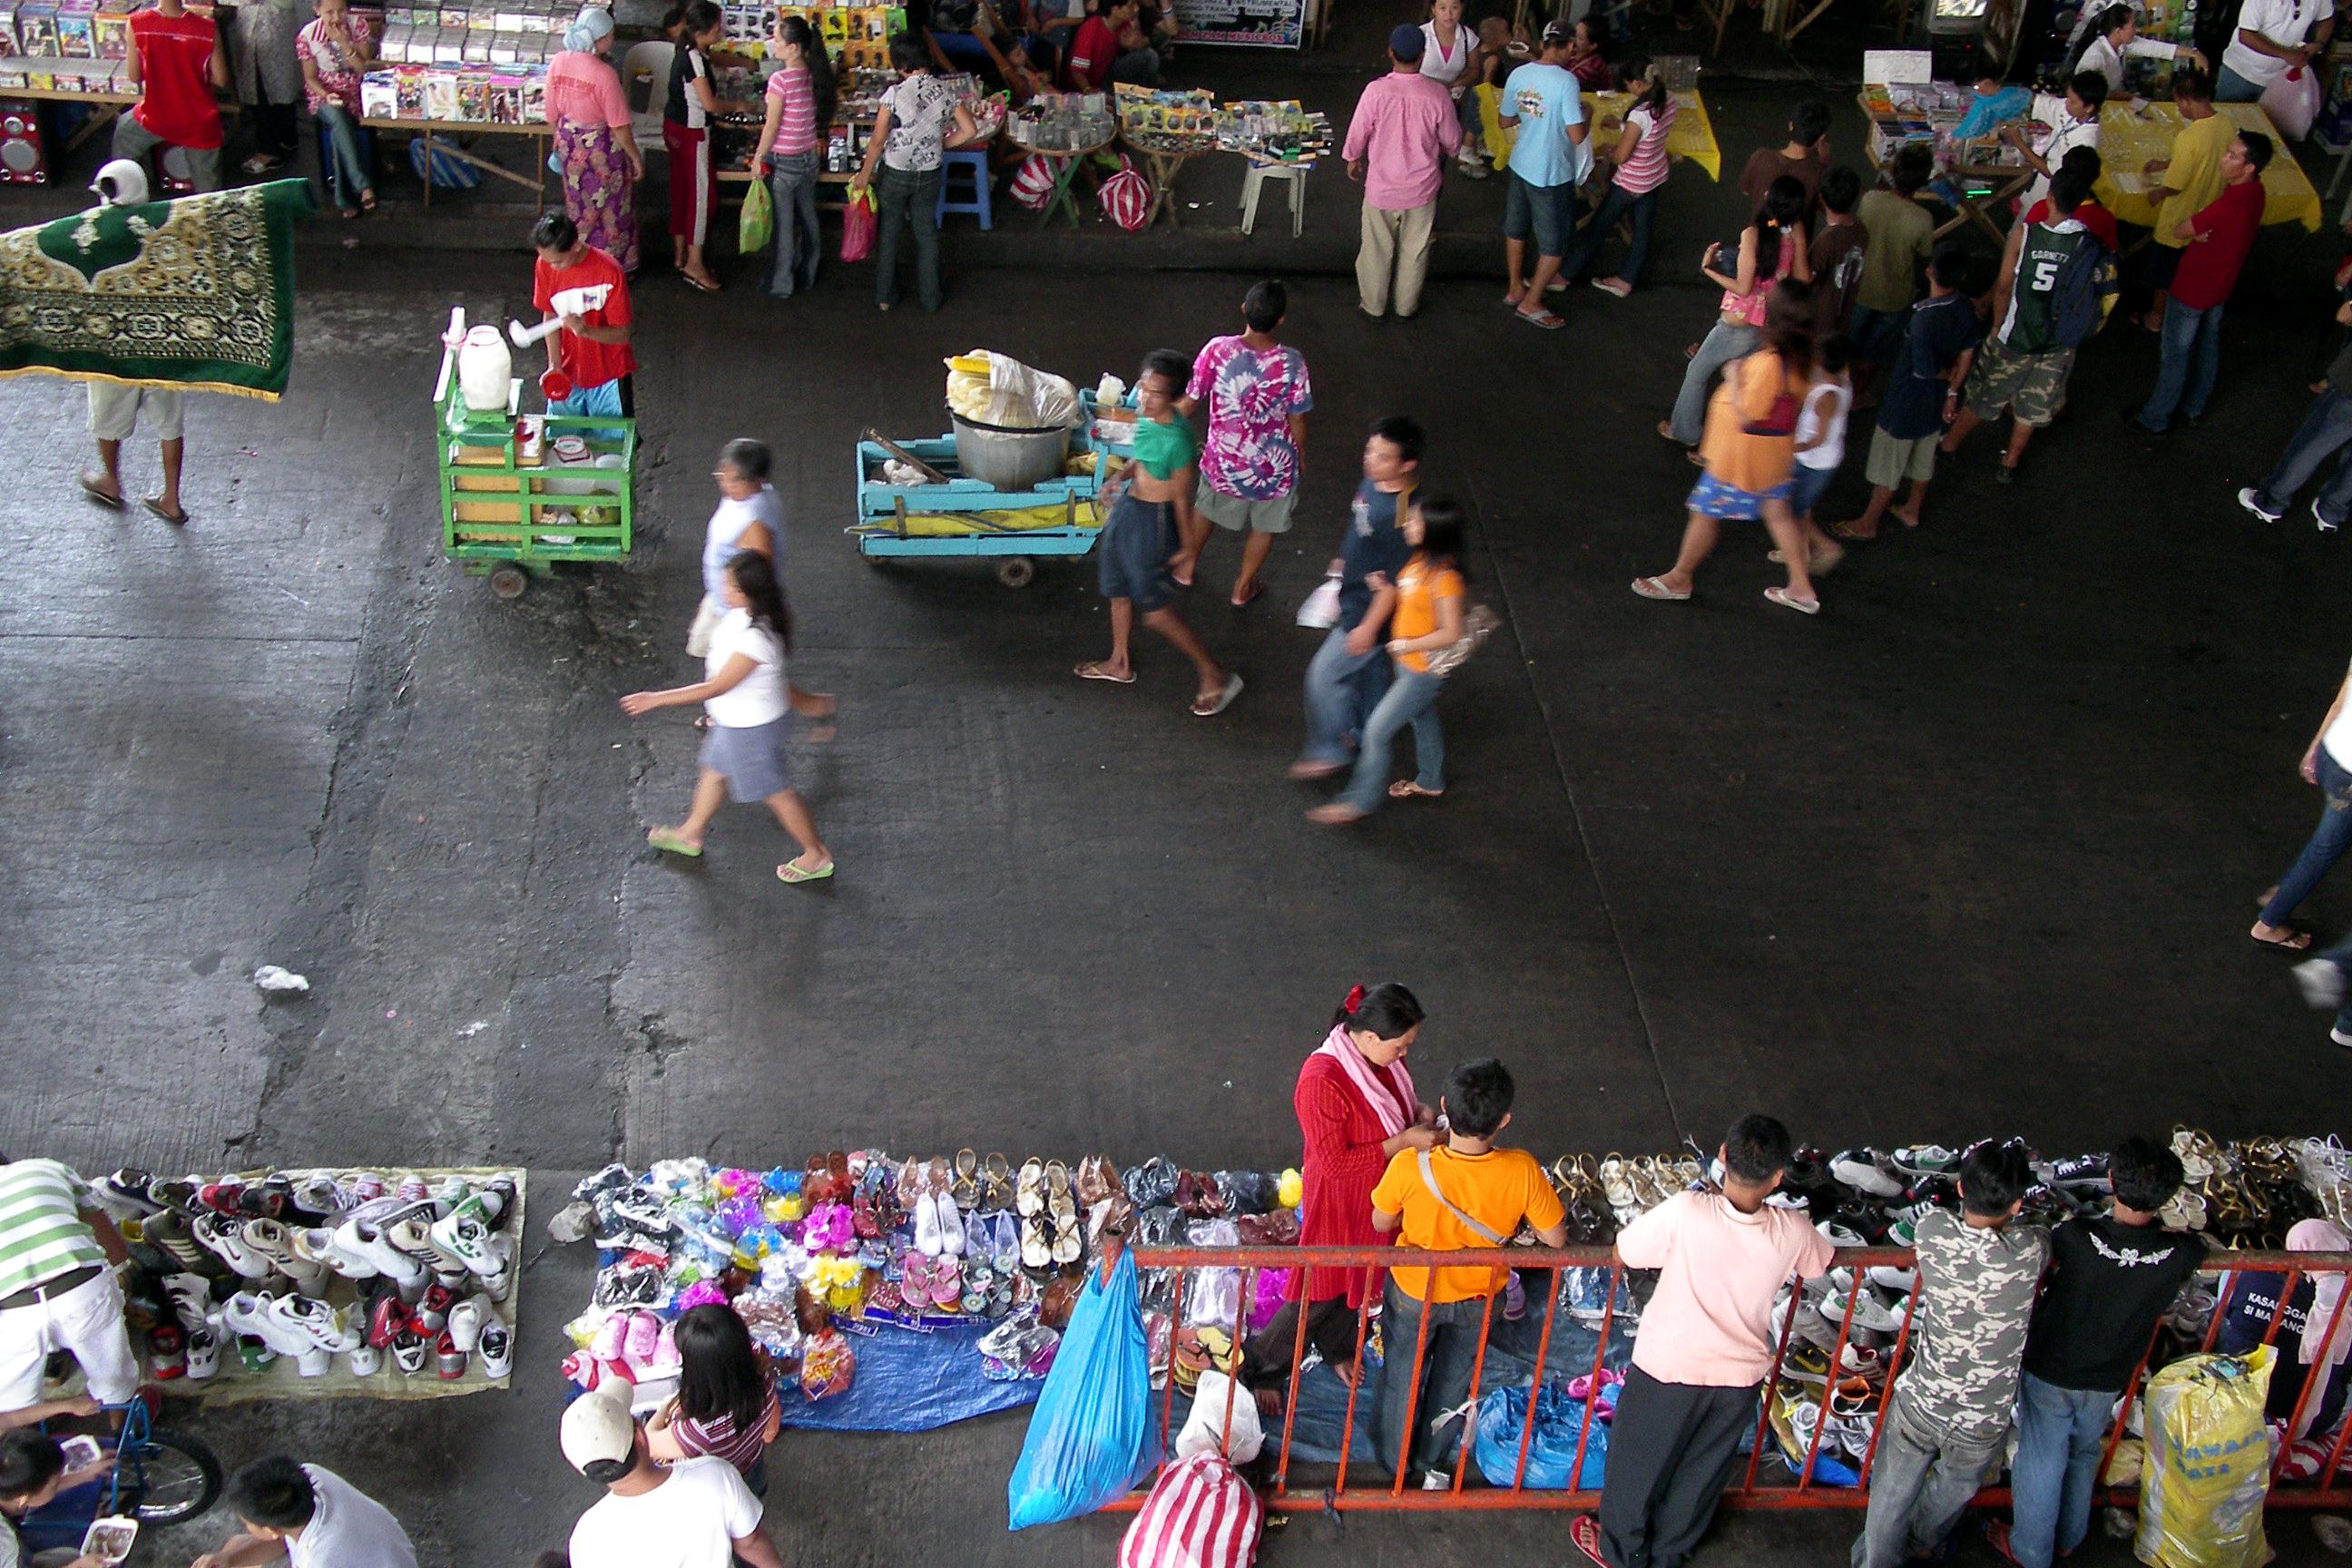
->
xmin=1503 ymin=172 xmax=1575 ymax=258
xmin=1788 ymin=461 xmax=1836 ymax=518
xmin=1098 ymin=493 xmax=1175 ymax=612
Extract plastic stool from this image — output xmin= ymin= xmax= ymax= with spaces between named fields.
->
xmin=1240 ymin=162 xmax=1306 ymax=238
xmin=935 ymin=148 xmax=993 ymax=230
xmin=315 ymin=115 xmax=376 ymax=209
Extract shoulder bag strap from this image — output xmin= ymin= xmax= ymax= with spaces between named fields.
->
xmin=1416 ymin=1149 xmax=1508 ymax=1246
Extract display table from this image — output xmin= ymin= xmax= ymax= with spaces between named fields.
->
xmin=1117 ymin=129 xmax=1218 ymax=230
xmin=2092 ymin=100 xmax=2321 ymax=233
xmin=1855 ymin=89 xmax=2031 ymax=242
xmin=1477 ymin=86 xmax=1719 ymax=182
xmin=360 ymin=116 xmax=551 ymax=208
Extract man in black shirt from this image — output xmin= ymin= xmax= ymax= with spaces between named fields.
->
xmin=1989 ymin=1137 xmax=2204 ymax=1568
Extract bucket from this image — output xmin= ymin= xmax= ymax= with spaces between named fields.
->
xmin=949 ymin=409 xmax=1072 ymax=492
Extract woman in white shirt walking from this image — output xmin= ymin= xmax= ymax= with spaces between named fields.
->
xmin=622 ymin=551 xmax=837 ymax=883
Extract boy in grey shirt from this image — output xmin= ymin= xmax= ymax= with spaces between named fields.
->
xmin=1850 ymin=1140 xmax=2047 ymax=1568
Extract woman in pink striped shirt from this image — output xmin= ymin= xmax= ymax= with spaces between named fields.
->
xmin=751 ymin=15 xmax=837 ymax=299
xmin=1557 ymin=56 xmax=1677 ymax=298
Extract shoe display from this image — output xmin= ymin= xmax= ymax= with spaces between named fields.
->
xmin=477 ymin=1323 xmax=513 ymax=1378
xmin=193 ymin=1215 xmax=275 ymax=1281
xmin=390 ymin=1329 xmax=428 ymax=1376
xmin=1828 ymin=1150 xmax=1905 ymax=1200
xmin=184 ymin=1327 xmax=220 ymax=1380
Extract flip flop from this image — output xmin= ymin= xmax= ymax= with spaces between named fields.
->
xmin=1514 ymin=307 xmax=1565 ymax=330
xmin=78 ymin=474 xmax=123 ymax=510
xmin=1829 ymin=520 xmax=1877 ymax=542
xmin=778 ymin=859 xmax=835 ymax=884
xmin=683 ymin=273 xmax=721 ymax=294
xmin=1591 ymin=279 xmax=1632 ymax=298
xmin=142 ymin=495 xmax=188 ymax=524
xmin=1631 ymin=576 xmax=1690 ymax=602
xmin=1230 ymin=580 xmax=1264 ymax=608
xmin=1306 ymin=803 xmax=1367 ymax=826
xmin=1763 ymin=586 xmax=1821 ymax=616
xmin=1387 ymin=780 xmax=1444 ymax=800
xmin=1192 ymin=673 xmax=1243 ymax=717
xmin=647 ymin=829 xmax=702 ymax=858
xmin=1073 ymin=662 xmax=1135 ymax=684
xmin=2252 ymin=927 xmax=2314 ymax=951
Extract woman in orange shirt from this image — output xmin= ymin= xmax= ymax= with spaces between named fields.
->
xmin=1309 ymin=498 xmax=1467 ymax=824
xmin=1632 ymin=279 xmax=1823 ymax=616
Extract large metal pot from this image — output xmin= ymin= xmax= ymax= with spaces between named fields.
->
xmin=949 ymin=409 xmax=1073 ymax=492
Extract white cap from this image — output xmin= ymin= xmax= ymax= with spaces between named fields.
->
xmin=558 ymin=1388 xmax=637 ymax=1475
xmin=90 ymin=158 xmax=149 ymax=207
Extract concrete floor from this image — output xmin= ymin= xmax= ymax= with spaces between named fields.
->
xmin=6 ymin=23 xmax=2352 ymax=1566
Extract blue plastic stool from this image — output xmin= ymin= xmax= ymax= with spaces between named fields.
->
xmin=935 ymin=148 xmax=993 ymax=230
xmin=315 ymin=114 xmax=376 ymax=207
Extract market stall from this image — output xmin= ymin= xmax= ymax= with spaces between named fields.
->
xmin=2096 ymin=100 xmax=2324 ymax=232
xmin=0 ymin=3 xmax=242 ymax=187
xmin=1475 ymin=79 xmax=1720 ymax=181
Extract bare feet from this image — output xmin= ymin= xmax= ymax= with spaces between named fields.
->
xmin=1287 ymin=759 xmax=1346 ymax=781
xmin=1891 ymin=507 xmax=1923 ymax=530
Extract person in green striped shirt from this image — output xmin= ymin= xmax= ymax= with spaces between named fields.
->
xmin=0 ymin=1162 xmax=138 ymax=1416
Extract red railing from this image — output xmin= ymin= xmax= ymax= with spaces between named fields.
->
xmin=1113 ymin=1243 xmax=2352 ymax=1516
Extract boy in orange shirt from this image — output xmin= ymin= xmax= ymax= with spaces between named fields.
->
xmin=1368 ymin=1057 xmax=1567 ymax=1485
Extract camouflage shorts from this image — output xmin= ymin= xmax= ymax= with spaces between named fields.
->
xmin=1965 ymin=337 xmax=2075 ymax=428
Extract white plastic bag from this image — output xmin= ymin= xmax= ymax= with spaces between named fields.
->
xmin=2263 ymin=65 xmax=2321 ymax=142
xmin=946 ymin=349 xmax=1079 ymax=429
xmin=1296 ymin=573 xmax=1341 ymax=629
xmin=1177 ymin=1369 xmax=1264 ymax=1463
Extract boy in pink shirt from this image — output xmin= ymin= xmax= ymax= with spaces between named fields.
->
xmin=1572 ymin=1114 xmax=1833 ymax=1568
xmin=1343 ymin=24 xmax=1462 ymax=319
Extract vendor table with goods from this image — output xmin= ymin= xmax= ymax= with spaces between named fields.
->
xmin=2094 ymin=100 xmax=2323 ymax=232
xmin=1475 ymin=84 xmax=1720 ymax=181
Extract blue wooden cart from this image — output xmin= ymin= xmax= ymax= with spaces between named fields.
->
xmin=849 ymin=391 xmax=1133 ymax=589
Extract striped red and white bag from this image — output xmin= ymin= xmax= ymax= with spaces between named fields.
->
xmin=1117 ymin=1454 xmax=1262 ymax=1568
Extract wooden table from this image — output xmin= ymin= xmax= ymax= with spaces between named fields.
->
xmin=1856 ymin=93 xmax=2031 ymax=243
xmin=359 ymin=116 xmax=552 ymax=209
xmin=1117 ymin=131 xmax=1219 ymax=230
xmin=1009 ymin=135 xmax=1112 ymax=228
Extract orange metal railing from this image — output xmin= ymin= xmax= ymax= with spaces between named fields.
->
xmin=1115 ymin=1242 xmax=2352 ymax=1517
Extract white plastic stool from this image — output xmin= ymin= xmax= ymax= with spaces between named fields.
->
xmin=1240 ymin=162 xmax=1307 ymax=238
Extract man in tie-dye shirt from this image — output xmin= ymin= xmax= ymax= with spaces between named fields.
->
xmin=1177 ymin=279 xmax=1314 ymax=609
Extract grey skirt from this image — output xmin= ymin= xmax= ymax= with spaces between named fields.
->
xmin=700 ymin=714 xmax=791 ymax=802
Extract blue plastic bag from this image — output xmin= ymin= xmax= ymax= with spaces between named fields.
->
xmin=1472 ymin=1382 xmax=1611 ymax=1490
xmin=1006 ymin=1249 xmax=1161 ymax=1530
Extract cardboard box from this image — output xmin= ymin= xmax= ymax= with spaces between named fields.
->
xmin=360 ymin=68 xmax=397 ymax=115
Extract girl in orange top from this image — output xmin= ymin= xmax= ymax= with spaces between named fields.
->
xmin=1309 ymin=498 xmax=1467 ymax=823
xmin=1632 ymin=280 xmax=1825 ymax=616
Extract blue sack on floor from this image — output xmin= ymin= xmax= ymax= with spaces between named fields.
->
xmin=1006 ymin=1249 xmax=1161 ymax=1530
xmin=1472 ymin=1382 xmax=1611 ymax=1490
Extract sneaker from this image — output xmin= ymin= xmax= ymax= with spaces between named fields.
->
xmin=2043 ymin=1152 xmax=2112 ymax=1190
xmin=184 ymin=1327 xmax=220 ymax=1380
xmin=193 ymin=1215 xmax=274 ymax=1281
xmin=1890 ymin=1145 xmax=1957 ymax=1175
xmin=1455 ymin=154 xmax=1490 ymax=181
xmin=346 ymin=1342 xmax=382 ymax=1377
xmin=2334 ymin=1024 xmax=2352 ymax=1048
xmin=390 ymin=1329 xmax=428 ymax=1375
xmin=93 ymin=1170 xmax=162 ymax=1221
xmin=161 ymin=1272 xmax=215 ymax=1335
xmin=1866 ymin=1265 xmax=1919 ymax=1294
xmin=1817 ymin=1217 xmax=1869 ymax=1248
xmin=1821 ymin=1288 xmax=1904 ymax=1334
xmin=2319 ymin=497 xmax=2341 ymax=534
xmin=1420 ymin=1471 xmax=1451 ymax=1490
xmin=1569 ymin=1514 xmax=1610 ymax=1568
xmin=477 ymin=1322 xmax=514 ymax=1379
xmin=436 ymin=1331 xmax=467 ymax=1381
xmin=149 ymin=1323 xmax=186 ymax=1380
xmin=2239 ymin=486 xmax=2284 ymax=524
xmin=447 ymin=1298 xmax=486 ymax=1353
xmin=2295 ymin=958 xmax=2347 ymax=1011
xmin=1828 ymin=1150 xmax=1905 ymax=1199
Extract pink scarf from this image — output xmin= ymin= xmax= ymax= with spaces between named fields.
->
xmin=1312 ymin=1024 xmax=1414 ymax=1138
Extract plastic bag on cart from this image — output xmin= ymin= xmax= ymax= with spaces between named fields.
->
xmin=1007 ymin=1249 xmax=1161 ymax=1530
xmin=946 ymin=350 xmax=1080 ymax=429
xmin=2136 ymin=1347 xmax=2276 ymax=1568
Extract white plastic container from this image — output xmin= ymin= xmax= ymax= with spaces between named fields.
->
xmin=457 ymin=325 xmax=513 ymax=416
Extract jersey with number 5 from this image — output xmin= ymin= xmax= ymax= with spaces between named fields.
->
xmin=2003 ymin=220 xmax=2100 ymax=355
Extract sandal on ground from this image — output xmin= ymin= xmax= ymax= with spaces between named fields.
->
xmin=1073 ymin=662 xmax=1135 ymax=684
xmin=647 ymin=829 xmax=702 ymax=858
xmin=1387 ymin=780 xmax=1444 ymax=801
xmin=1829 ymin=519 xmax=1877 ymax=542
xmin=1191 ymin=673 xmax=1243 ymax=717
xmin=778 ymin=859 xmax=835 ymax=884
xmin=1631 ymin=575 xmax=1690 ymax=602
xmin=1514 ymin=307 xmax=1565 ymax=330
xmin=1570 ymin=1514 xmax=1610 ymax=1568
xmin=1763 ymin=585 xmax=1821 ymax=616
xmin=683 ymin=272 xmax=721 ymax=294
xmin=142 ymin=495 xmax=189 ymax=524
xmin=2251 ymin=924 xmax=2314 ymax=951
xmin=1592 ymin=279 xmax=1632 ymax=298
xmin=78 ymin=472 xmax=123 ymax=510
xmin=1306 ymin=803 xmax=1367 ymax=826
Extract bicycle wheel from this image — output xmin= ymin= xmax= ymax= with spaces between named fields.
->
xmin=121 ymin=1427 xmax=223 ymax=1524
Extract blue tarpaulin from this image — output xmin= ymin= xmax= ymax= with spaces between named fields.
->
xmin=776 ymin=1318 xmax=1044 ymax=1433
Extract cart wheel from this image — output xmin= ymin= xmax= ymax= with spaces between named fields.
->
xmin=995 ymin=557 xmax=1036 ymax=589
xmin=487 ymin=564 xmax=529 ymax=600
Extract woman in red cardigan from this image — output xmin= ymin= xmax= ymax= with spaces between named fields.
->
xmin=1243 ymin=983 xmax=1438 ymax=1404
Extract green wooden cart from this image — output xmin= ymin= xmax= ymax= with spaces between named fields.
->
xmin=435 ymin=346 xmax=638 ymax=600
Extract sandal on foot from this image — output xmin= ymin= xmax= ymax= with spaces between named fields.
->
xmin=1230 ymin=580 xmax=1264 ymax=608
xmin=1192 ymin=673 xmax=1243 ymax=717
xmin=2252 ymin=926 xmax=2313 ymax=951
xmin=647 ymin=829 xmax=702 ymax=858
xmin=1074 ymin=662 xmax=1135 ymax=683
xmin=1592 ymin=279 xmax=1632 ymax=298
xmin=78 ymin=472 xmax=123 ymax=510
xmin=1764 ymin=586 xmax=1821 ymax=616
xmin=1387 ymin=780 xmax=1444 ymax=800
xmin=1829 ymin=520 xmax=1877 ymax=542
xmin=142 ymin=495 xmax=189 ymax=524
xmin=778 ymin=859 xmax=835 ymax=884
xmin=1306 ymin=803 xmax=1367 ymax=826
xmin=1514 ymin=307 xmax=1565 ymax=330
xmin=1631 ymin=575 xmax=1690 ymax=602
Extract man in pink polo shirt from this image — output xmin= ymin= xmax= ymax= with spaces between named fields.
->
xmin=1570 ymin=1114 xmax=1835 ymax=1568
xmin=1343 ymin=24 xmax=1462 ymax=319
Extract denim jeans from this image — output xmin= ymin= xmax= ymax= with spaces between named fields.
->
xmin=2135 ymin=300 xmax=2224 ymax=432
xmin=2261 ymin=746 xmax=2352 ymax=927
xmin=1848 ymin=1389 xmax=2003 ymax=1568
xmin=764 ymin=152 xmax=820 ymax=299
xmin=1559 ymin=181 xmax=1661 ymax=288
xmin=2007 ymin=1372 xmax=2116 ymax=1568
xmin=1370 ymin=1279 xmax=1494 ymax=1478
xmin=317 ymin=103 xmax=372 ymax=206
xmin=2255 ymin=387 xmax=2352 ymax=526
xmin=1337 ymin=667 xmax=1445 ymax=813
xmin=1671 ymin=320 xmax=1761 ymax=446
xmin=875 ymin=164 xmax=942 ymax=311
xmin=1301 ymin=625 xmax=1393 ymax=767
xmin=2214 ymin=61 xmax=2266 ymax=102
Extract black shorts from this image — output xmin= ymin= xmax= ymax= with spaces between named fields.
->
xmin=1098 ymin=493 xmax=1174 ymax=612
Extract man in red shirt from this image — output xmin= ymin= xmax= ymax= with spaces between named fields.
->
xmin=113 ymin=0 xmax=228 ymax=191
xmin=1063 ymin=0 xmax=1155 ymax=88
xmin=2130 ymin=130 xmax=2271 ymax=434
xmin=531 ymin=211 xmax=637 ymax=419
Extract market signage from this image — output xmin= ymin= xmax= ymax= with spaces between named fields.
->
xmin=1171 ymin=0 xmax=1306 ymax=51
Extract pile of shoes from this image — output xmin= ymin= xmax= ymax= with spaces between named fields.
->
xmin=96 ymin=1167 xmax=521 ymax=1384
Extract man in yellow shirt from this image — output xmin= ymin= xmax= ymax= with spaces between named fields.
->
xmin=1368 ymin=1058 xmax=1567 ymax=1485
xmin=2138 ymin=67 xmax=2230 ymax=330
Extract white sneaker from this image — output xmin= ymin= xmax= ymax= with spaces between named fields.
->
xmin=184 ymin=1327 xmax=220 ymax=1380
xmin=2238 ymin=486 xmax=2283 ymax=524
xmin=333 ymin=1214 xmax=429 ymax=1296
xmin=477 ymin=1322 xmax=514 ymax=1379
xmin=1820 ymin=1289 xmax=1904 ymax=1335
xmin=2296 ymin=958 xmax=2347 ymax=1010
xmin=1421 ymin=1471 xmax=1451 ymax=1490
xmin=224 ymin=1291 xmax=326 ymax=1375
xmin=1890 ymin=1145 xmax=1956 ymax=1175
xmin=243 ymin=1218 xmax=331 ymax=1294
xmin=194 ymin=1215 xmax=276 ymax=1281
xmin=447 ymin=1298 xmax=486 ymax=1353
xmin=347 ymin=1342 xmax=382 ymax=1377
xmin=290 ymin=1225 xmax=378 ymax=1280
xmin=1866 ymin=1265 xmax=1919 ymax=1294
xmin=1828 ymin=1151 xmax=1904 ymax=1199
xmin=1816 ymin=1218 xmax=1869 ymax=1248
